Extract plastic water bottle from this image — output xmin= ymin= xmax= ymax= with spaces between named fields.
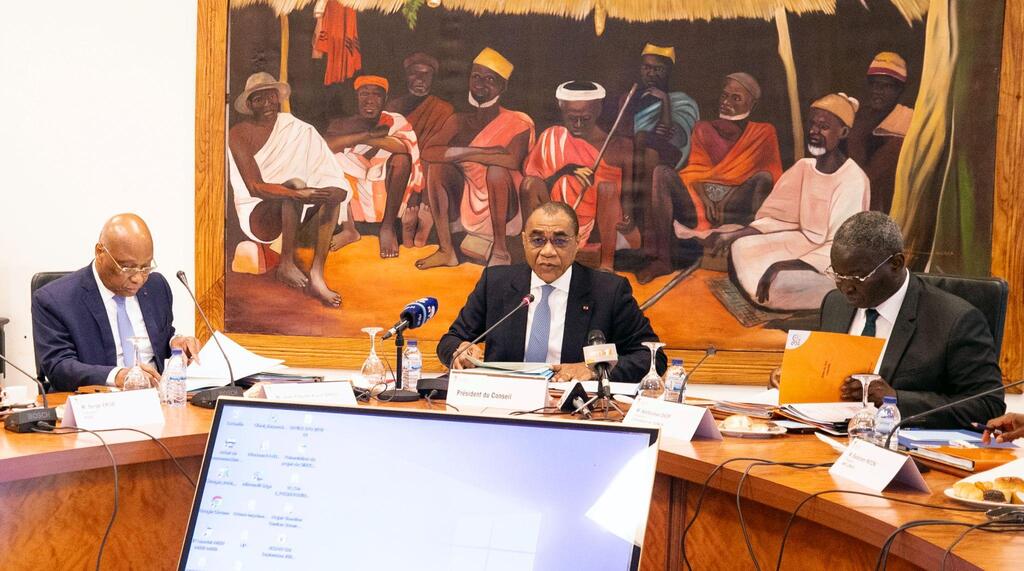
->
xmin=662 ymin=359 xmax=687 ymax=402
xmin=163 ymin=348 xmax=188 ymax=408
xmin=402 ymin=340 xmax=422 ymax=392
xmin=873 ymin=395 xmax=901 ymax=450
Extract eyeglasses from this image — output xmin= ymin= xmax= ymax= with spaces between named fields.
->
xmin=824 ymin=253 xmax=895 ymax=283
xmin=100 ymin=244 xmax=157 ymax=277
xmin=526 ymin=235 xmax=577 ymax=249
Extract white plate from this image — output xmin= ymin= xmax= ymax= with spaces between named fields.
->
xmin=718 ymin=422 xmax=787 ymax=438
xmin=943 ymin=487 xmax=1019 ymax=508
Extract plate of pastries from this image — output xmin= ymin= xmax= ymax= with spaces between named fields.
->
xmin=946 ymin=476 xmax=1024 ymax=507
xmin=718 ymin=414 xmax=787 ymax=438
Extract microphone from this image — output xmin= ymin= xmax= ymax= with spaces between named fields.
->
xmin=1 ymin=353 xmax=58 ymax=433
xmin=583 ymin=330 xmax=617 ymax=399
xmin=449 ymin=294 xmax=534 ymax=368
xmin=883 ymin=377 xmax=1024 ymax=449
xmin=676 ymin=346 xmax=716 ymax=403
xmin=176 ymin=271 xmax=244 ymax=408
xmin=381 ymin=297 xmax=439 ymax=340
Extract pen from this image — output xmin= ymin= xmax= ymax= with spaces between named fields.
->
xmin=969 ymin=422 xmax=1004 ymax=436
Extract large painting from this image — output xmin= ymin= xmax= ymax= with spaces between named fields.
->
xmin=218 ymin=0 xmax=1005 ymax=374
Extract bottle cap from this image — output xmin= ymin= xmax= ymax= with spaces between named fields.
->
xmin=171 ymin=348 xmax=184 ymax=354
xmin=882 ymin=395 xmax=897 ymax=405
xmin=408 ymin=339 xmax=418 ymax=346
xmin=671 ymin=358 xmax=683 ymax=366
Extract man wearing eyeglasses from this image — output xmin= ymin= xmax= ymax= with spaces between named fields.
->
xmin=437 ymin=202 xmax=665 ymax=382
xmin=818 ymin=212 xmax=1005 ymax=428
xmin=31 ymin=214 xmax=201 ymax=392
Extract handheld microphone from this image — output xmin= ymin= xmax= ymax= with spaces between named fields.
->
xmin=1 ymin=353 xmax=58 ymax=433
xmin=381 ymin=297 xmax=438 ymax=340
xmin=176 ymin=271 xmax=244 ymax=408
xmin=883 ymin=377 xmax=1024 ymax=449
xmin=449 ymin=294 xmax=534 ymax=368
xmin=583 ymin=330 xmax=617 ymax=399
xmin=676 ymin=346 xmax=716 ymax=403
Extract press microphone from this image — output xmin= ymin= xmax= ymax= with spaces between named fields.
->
xmin=1 ymin=353 xmax=58 ymax=433
xmin=583 ymin=330 xmax=617 ymax=399
xmin=676 ymin=346 xmax=716 ymax=403
xmin=176 ymin=271 xmax=244 ymax=408
xmin=382 ymin=297 xmax=438 ymax=340
xmin=449 ymin=294 xmax=534 ymax=368
xmin=883 ymin=377 xmax=1024 ymax=449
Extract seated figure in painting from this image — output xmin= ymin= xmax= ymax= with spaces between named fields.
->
xmin=709 ymin=93 xmax=870 ymax=312
xmin=847 ymin=52 xmax=914 ymax=214
xmin=520 ymin=81 xmax=633 ymax=272
xmin=416 ymin=47 xmax=535 ymax=269
xmin=636 ymin=72 xmax=783 ymax=284
xmin=227 ymin=72 xmax=351 ymax=308
xmin=325 ymin=75 xmax=419 ymax=258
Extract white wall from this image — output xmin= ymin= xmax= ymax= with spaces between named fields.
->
xmin=0 ymin=1 xmax=198 ymax=391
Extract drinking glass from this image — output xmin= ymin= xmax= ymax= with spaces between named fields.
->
xmin=360 ymin=327 xmax=386 ymax=386
xmin=847 ymin=407 xmax=877 ymax=444
xmin=637 ymin=342 xmax=666 ymax=398
xmin=850 ymin=374 xmax=881 ymax=409
xmin=122 ymin=336 xmax=151 ymax=391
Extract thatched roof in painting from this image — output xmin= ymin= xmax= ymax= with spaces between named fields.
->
xmin=334 ymin=0 xmax=929 ymax=25
xmin=230 ymin=0 xmax=319 ymax=16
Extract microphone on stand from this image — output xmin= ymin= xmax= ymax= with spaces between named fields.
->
xmin=382 ymin=297 xmax=438 ymax=340
xmin=176 ymin=271 xmax=244 ymax=408
xmin=583 ymin=330 xmax=617 ymax=399
xmin=448 ymin=294 xmax=535 ymax=368
xmin=677 ymin=346 xmax=716 ymax=403
xmin=1 ymin=353 xmax=58 ymax=433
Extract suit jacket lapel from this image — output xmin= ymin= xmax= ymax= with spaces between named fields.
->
xmin=823 ymin=292 xmax=857 ymax=333
xmin=136 ymin=282 xmax=163 ymax=353
xmin=880 ymin=276 xmax=919 ymax=382
xmin=561 ymin=263 xmax=594 ymax=358
xmin=502 ymin=266 xmax=532 ymax=362
xmin=79 ymin=266 xmax=117 ymax=364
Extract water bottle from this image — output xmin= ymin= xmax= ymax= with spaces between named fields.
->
xmin=662 ymin=359 xmax=687 ymax=402
xmin=873 ymin=395 xmax=901 ymax=450
xmin=164 ymin=348 xmax=188 ymax=408
xmin=402 ymin=339 xmax=422 ymax=392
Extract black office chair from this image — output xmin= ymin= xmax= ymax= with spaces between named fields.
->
xmin=917 ymin=273 xmax=1009 ymax=358
xmin=30 ymin=271 xmax=72 ymax=391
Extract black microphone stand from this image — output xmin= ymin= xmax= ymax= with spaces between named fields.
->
xmin=573 ymin=369 xmax=624 ymax=419
xmin=378 ymin=328 xmax=419 ymax=402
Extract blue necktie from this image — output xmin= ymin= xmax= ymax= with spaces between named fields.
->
xmin=525 ymin=285 xmax=555 ymax=363
xmin=861 ymin=308 xmax=879 ymax=338
xmin=114 ymin=295 xmax=137 ymax=367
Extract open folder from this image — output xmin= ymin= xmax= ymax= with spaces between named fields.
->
xmin=778 ymin=330 xmax=885 ymax=404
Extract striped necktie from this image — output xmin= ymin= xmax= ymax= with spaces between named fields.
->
xmin=114 ymin=295 xmax=137 ymax=366
xmin=524 ymin=285 xmax=555 ymax=362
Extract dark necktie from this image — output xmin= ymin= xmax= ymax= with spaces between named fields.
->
xmin=860 ymin=308 xmax=879 ymax=337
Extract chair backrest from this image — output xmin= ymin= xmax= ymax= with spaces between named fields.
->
xmin=916 ymin=273 xmax=1009 ymax=358
xmin=31 ymin=271 xmax=72 ymax=390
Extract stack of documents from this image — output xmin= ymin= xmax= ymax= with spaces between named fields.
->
xmin=709 ymin=401 xmax=776 ymax=420
xmin=185 ymin=331 xmax=285 ymax=391
xmin=776 ymin=402 xmax=864 ymax=435
xmin=464 ymin=358 xmax=555 ymax=380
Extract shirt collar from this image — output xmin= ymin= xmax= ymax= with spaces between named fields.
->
xmin=873 ymin=269 xmax=910 ymax=324
xmin=529 ymin=265 xmax=573 ymax=294
xmin=92 ymin=260 xmax=119 ymax=301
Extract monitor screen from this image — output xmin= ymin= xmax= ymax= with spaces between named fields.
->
xmin=178 ymin=400 xmax=659 ymax=571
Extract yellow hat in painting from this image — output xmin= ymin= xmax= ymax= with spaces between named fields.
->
xmin=811 ymin=92 xmax=860 ymax=128
xmin=354 ymin=75 xmax=389 ymax=93
xmin=867 ymin=52 xmax=908 ymax=82
xmin=641 ymin=43 xmax=676 ymax=64
xmin=473 ymin=47 xmax=514 ymax=80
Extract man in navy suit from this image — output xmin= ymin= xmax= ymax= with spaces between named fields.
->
xmin=437 ymin=202 xmax=666 ymax=382
xmin=32 ymin=214 xmax=200 ymax=392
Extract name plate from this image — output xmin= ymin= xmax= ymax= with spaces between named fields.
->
xmin=829 ymin=438 xmax=929 ymax=493
xmin=262 ymin=381 xmax=357 ymax=405
xmin=447 ymin=371 xmax=548 ymax=411
xmin=623 ymin=397 xmax=722 ymax=442
xmin=63 ymin=388 xmax=165 ymax=430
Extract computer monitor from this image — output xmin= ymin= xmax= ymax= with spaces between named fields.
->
xmin=178 ymin=399 xmax=659 ymax=571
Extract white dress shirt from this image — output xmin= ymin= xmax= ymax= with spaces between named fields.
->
xmin=523 ymin=266 xmax=573 ymax=364
xmin=847 ymin=269 xmax=910 ymax=374
xmin=92 ymin=262 xmax=155 ymax=385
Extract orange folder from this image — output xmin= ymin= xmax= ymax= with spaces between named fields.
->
xmin=778 ymin=330 xmax=885 ymax=404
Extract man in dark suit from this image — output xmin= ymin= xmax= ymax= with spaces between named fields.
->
xmin=32 ymin=214 xmax=200 ymax=392
xmin=819 ymin=212 xmax=1005 ymax=428
xmin=438 ymin=202 xmax=666 ymax=382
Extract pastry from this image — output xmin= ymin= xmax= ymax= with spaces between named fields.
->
xmin=983 ymin=489 xmax=1007 ymax=503
xmin=721 ymin=415 xmax=753 ymax=431
xmin=953 ymin=481 xmax=984 ymax=501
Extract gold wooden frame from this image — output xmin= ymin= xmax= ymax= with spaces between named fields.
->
xmin=195 ymin=0 xmax=1024 ymax=386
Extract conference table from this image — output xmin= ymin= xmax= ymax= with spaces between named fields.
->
xmin=1 ymin=383 xmax=1022 ymax=570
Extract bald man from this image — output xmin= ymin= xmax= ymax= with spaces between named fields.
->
xmin=31 ymin=214 xmax=200 ymax=392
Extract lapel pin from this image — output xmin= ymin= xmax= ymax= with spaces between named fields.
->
xmin=582 ymin=304 xmax=590 ymax=312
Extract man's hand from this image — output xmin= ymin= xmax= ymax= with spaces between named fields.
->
xmin=368 ymin=125 xmax=390 ymax=139
xmin=840 ymin=375 xmax=896 ymax=406
xmin=704 ymin=231 xmax=736 ymax=256
xmin=451 ymin=342 xmax=483 ymax=370
xmin=171 ymin=335 xmax=202 ymax=364
xmin=644 ymin=87 xmax=669 ymax=102
xmin=982 ymin=413 xmax=1024 ymax=444
xmin=115 ymin=363 xmax=161 ymax=388
xmin=572 ymin=166 xmax=594 ymax=188
xmin=767 ymin=367 xmax=781 ymax=389
xmin=550 ymin=363 xmax=594 ymax=383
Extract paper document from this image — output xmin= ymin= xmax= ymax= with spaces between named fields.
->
xmin=466 ymin=356 xmax=552 ymax=375
xmin=781 ymin=402 xmax=863 ymax=424
xmin=779 ymin=330 xmax=884 ymax=404
xmin=186 ymin=331 xmax=284 ymax=389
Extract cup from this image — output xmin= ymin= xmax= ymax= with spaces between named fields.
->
xmin=1 ymin=384 xmax=35 ymax=406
